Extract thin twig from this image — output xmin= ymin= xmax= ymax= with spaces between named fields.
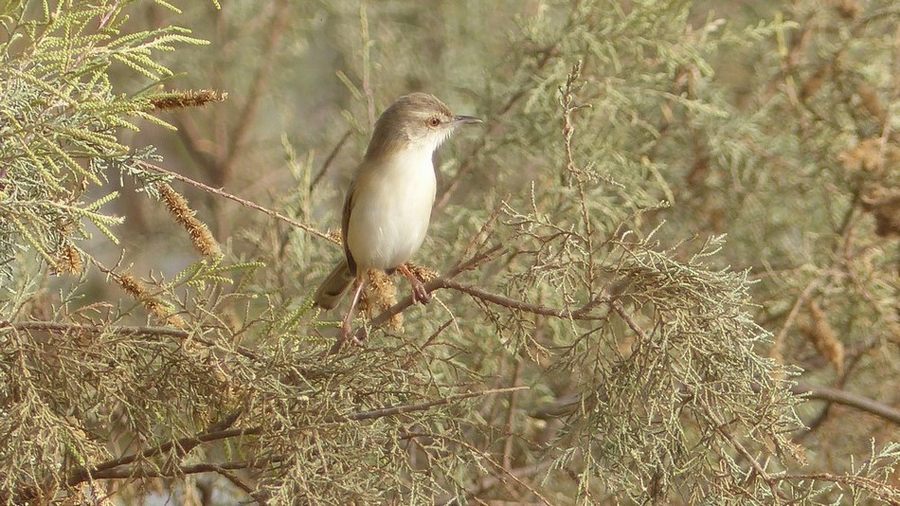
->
xmin=310 ymin=129 xmax=353 ymax=191
xmin=139 ymin=161 xmax=337 ymax=244
xmin=770 ymin=277 xmax=821 ymax=361
xmin=4 ymin=320 xmax=262 ymax=362
xmin=438 ymin=460 xmax=555 ymax=505
xmin=346 ymin=386 xmax=529 ymax=422
xmin=367 ymin=277 xmax=609 ymax=333
xmin=85 ymin=461 xmax=267 ymax=505
xmin=773 ymin=473 xmax=900 ymax=503
xmin=66 ymin=412 xmax=249 ymax=487
xmin=535 ymin=380 xmax=900 ymax=427
xmin=172 ymin=113 xmax=218 ymax=175
xmin=63 ymin=387 xmax=526 ymax=491
xmin=793 ymin=383 xmax=900 ymax=425
xmin=359 ymin=3 xmax=376 ymax=127
xmin=502 ymin=359 xmax=522 ymax=470
xmin=3 ymin=320 xmax=187 ymax=338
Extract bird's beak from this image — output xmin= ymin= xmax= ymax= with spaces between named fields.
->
xmin=453 ymin=115 xmax=483 ymax=125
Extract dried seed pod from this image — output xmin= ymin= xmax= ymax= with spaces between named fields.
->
xmin=861 ymin=185 xmax=900 ymax=238
xmin=801 ymin=300 xmax=844 ymax=374
xmin=150 ymin=89 xmax=227 ymax=110
xmin=116 ymin=273 xmax=186 ymax=329
xmin=157 ymin=182 xmax=221 ymax=258
xmin=364 ymin=269 xmax=403 ymax=331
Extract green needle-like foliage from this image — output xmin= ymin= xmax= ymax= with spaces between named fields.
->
xmin=0 ymin=0 xmax=206 ymax=277
xmin=0 ymin=0 xmax=897 ymax=504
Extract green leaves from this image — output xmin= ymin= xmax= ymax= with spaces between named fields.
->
xmin=0 ymin=1 xmax=207 ymax=277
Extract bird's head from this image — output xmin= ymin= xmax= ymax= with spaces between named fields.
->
xmin=365 ymin=92 xmax=481 ymax=160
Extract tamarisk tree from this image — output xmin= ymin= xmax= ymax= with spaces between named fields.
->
xmin=1 ymin=0 xmax=897 ymax=504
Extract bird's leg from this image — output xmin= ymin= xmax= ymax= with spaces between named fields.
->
xmin=398 ymin=263 xmax=431 ymax=304
xmin=341 ymin=276 xmax=367 ymax=343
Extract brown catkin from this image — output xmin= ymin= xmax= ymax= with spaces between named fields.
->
xmin=857 ymin=83 xmax=886 ymax=123
xmin=833 ymin=0 xmax=860 ymax=19
xmin=838 ymin=138 xmax=887 ymax=174
xmin=408 ymin=263 xmax=438 ymax=282
xmin=52 ymin=243 xmax=83 ymax=275
xmin=861 ymin=184 xmax=900 ymax=238
xmin=116 ymin=273 xmax=186 ymax=328
xmin=157 ymin=183 xmax=221 ymax=258
xmin=801 ymin=300 xmax=844 ymax=374
xmin=364 ymin=269 xmax=403 ymax=331
xmin=150 ymin=89 xmax=227 ymax=111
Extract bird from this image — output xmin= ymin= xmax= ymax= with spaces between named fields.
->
xmin=313 ymin=92 xmax=482 ymax=339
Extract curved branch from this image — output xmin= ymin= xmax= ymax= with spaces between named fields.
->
xmin=85 ymin=460 xmax=267 ymax=504
xmin=794 ymin=383 xmax=900 ymax=425
xmin=67 ymin=413 xmax=251 ymax=486
xmin=366 ymin=277 xmax=609 ymax=335
xmin=3 ymin=321 xmax=261 ymax=362
xmin=64 ymin=387 xmax=526 ymax=491
xmin=533 ymin=383 xmax=900 ymax=426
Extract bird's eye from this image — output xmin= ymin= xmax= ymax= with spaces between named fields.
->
xmin=427 ymin=117 xmax=441 ymax=127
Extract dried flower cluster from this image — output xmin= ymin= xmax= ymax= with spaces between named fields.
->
xmin=150 ymin=89 xmax=228 ymax=111
xmin=157 ymin=182 xmax=222 ymax=258
xmin=116 ymin=273 xmax=187 ymax=328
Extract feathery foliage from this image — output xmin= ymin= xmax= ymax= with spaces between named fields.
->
xmin=1 ymin=0 xmax=897 ymax=504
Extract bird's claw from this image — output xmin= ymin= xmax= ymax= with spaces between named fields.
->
xmin=399 ymin=263 xmax=431 ymax=305
xmin=411 ymin=279 xmax=431 ymax=305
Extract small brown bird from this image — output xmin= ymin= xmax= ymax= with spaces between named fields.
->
xmin=314 ymin=93 xmax=481 ymax=338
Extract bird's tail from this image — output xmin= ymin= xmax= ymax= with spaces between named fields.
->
xmin=314 ymin=261 xmax=355 ymax=309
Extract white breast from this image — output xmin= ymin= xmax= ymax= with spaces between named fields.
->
xmin=346 ymin=147 xmax=437 ymax=272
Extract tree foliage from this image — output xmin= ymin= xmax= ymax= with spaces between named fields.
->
xmin=0 ymin=0 xmax=897 ymax=504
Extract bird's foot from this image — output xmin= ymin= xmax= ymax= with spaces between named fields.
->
xmin=334 ymin=322 xmax=367 ymax=354
xmin=411 ymin=279 xmax=431 ymax=305
xmin=399 ymin=264 xmax=431 ymax=305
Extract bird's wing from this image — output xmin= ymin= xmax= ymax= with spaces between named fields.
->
xmin=341 ymin=177 xmax=357 ymax=276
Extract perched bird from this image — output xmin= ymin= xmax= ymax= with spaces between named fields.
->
xmin=314 ymin=93 xmax=481 ymax=338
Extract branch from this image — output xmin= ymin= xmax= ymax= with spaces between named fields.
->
xmin=773 ymin=473 xmax=900 ymax=503
xmin=344 ymin=386 xmax=528 ymax=422
xmin=86 ymin=460 xmax=266 ymax=504
xmin=172 ymin=113 xmax=218 ymax=175
xmin=4 ymin=321 xmax=262 ymax=362
xmin=364 ymin=276 xmax=609 ymax=338
xmin=437 ymin=459 xmax=554 ymax=505
xmin=310 ymin=128 xmax=353 ymax=191
xmin=3 ymin=321 xmax=188 ymax=338
xmin=534 ymin=382 xmax=900 ymax=426
xmin=64 ymin=387 xmax=525 ymax=491
xmin=438 ymin=278 xmax=609 ymax=320
xmin=67 ymin=414 xmax=252 ymax=487
xmin=140 ymin=161 xmax=337 ymax=244
xmin=793 ymin=383 xmax=900 ymax=425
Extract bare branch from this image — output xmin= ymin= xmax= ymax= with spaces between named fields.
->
xmin=310 ymin=129 xmax=353 ymax=191
xmin=139 ymin=161 xmax=337 ymax=244
xmin=345 ymin=386 xmax=529 ymax=422
xmin=794 ymin=383 xmax=900 ymax=425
